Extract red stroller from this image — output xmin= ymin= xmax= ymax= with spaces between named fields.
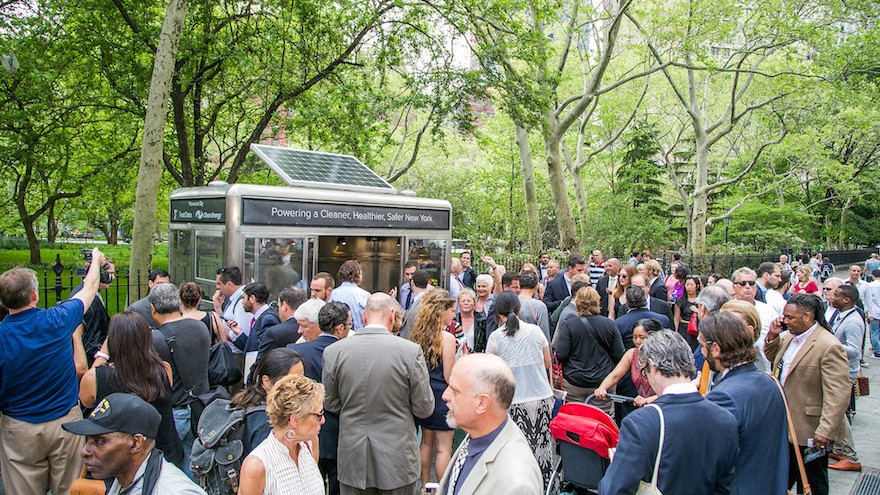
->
xmin=545 ymin=394 xmax=633 ymax=495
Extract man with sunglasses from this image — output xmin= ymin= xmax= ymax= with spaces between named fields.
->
xmin=731 ymin=267 xmax=780 ymax=371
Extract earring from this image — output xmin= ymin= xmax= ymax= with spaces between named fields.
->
xmin=284 ymin=429 xmax=296 ymax=442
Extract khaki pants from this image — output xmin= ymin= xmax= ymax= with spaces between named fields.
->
xmin=0 ymin=406 xmax=84 ymax=495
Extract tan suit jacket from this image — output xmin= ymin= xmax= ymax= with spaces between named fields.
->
xmin=438 ymin=418 xmax=544 ymax=495
xmin=323 ymin=324 xmax=434 ymax=490
xmin=764 ymin=326 xmax=850 ymax=444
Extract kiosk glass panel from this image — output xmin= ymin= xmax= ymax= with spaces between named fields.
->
xmin=169 ymin=230 xmax=193 ymax=283
xmin=243 ymin=237 xmax=308 ymax=302
xmin=195 ymin=233 xmax=225 ymax=297
xmin=407 ymin=238 xmax=447 ymax=289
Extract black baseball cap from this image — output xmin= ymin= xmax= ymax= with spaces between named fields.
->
xmin=63 ymin=393 xmax=161 ymax=438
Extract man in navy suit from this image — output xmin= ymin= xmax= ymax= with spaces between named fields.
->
xmin=702 ymin=312 xmax=789 ymax=495
xmin=289 ymin=301 xmax=351 ymax=495
xmin=543 ymin=253 xmax=587 ymax=313
xmin=600 ymin=329 xmax=738 ymax=495
xmin=255 ymin=287 xmax=307 ymax=366
xmin=617 ymin=274 xmax=674 ymax=324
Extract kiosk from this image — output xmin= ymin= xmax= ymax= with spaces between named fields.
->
xmin=168 ymin=145 xmax=452 ymax=301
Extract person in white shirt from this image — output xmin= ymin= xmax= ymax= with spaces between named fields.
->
xmin=756 ymin=262 xmax=786 ymax=315
xmin=449 ymin=258 xmax=465 ymax=299
xmin=212 ymin=266 xmax=254 ymax=341
xmin=863 ymin=269 xmax=880 ymax=358
xmin=731 ymin=267 xmax=779 ymax=371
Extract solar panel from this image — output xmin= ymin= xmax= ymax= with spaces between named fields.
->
xmin=250 ymin=144 xmax=394 ymax=192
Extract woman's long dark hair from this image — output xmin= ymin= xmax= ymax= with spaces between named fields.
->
xmin=106 ymin=312 xmax=168 ymax=402
xmin=495 ymin=291 xmax=522 ymax=337
xmin=231 ymin=348 xmax=303 ymax=408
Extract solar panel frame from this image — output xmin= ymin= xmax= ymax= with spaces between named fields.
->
xmin=250 ymin=144 xmax=395 ymax=193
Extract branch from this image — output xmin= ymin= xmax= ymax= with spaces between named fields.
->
xmin=701 ymin=118 xmax=787 ymax=195
xmin=387 ymin=108 xmax=436 ymax=183
xmin=705 ymin=184 xmax=783 ymax=227
xmin=574 ymin=77 xmax=649 ymax=171
xmin=706 ymin=93 xmax=789 ymax=148
xmin=110 ymin=0 xmax=158 ymax=53
xmin=625 ymin=12 xmax=693 ymax=116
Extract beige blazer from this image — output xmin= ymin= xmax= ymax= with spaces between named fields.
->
xmin=323 ymin=324 xmax=434 ymax=490
xmin=438 ymin=418 xmax=544 ymax=495
xmin=764 ymin=326 xmax=851 ymax=444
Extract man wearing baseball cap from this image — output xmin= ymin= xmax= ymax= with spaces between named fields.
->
xmin=63 ymin=393 xmax=205 ymax=495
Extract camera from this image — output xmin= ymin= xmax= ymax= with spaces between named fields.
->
xmin=75 ymin=248 xmax=113 ymax=284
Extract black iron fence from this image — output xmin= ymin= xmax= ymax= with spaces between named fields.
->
xmin=37 ymin=254 xmax=149 ymax=316
xmin=471 ymin=249 xmax=877 ymax=279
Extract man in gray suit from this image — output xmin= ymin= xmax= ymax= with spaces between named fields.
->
xmin=438 ymin=354 xmax=543 ymax=495
xmin=323 ymin=293 xmax=434 ymax=495
xmin=126 ymin=269 xmax=169 ymax=328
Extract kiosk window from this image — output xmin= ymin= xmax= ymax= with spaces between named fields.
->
xmin=407 ymin=239 xmax=447 ymax=288
xmin=169 ymin=230 xmax=193 ymax=283
xmin=244 ymin=237 xmax=307 ymax=301
xmin=195 ymin=233 xmax=224 ymax=296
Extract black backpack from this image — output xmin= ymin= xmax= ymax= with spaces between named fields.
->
xmin=190 ymin=398 xmax=265 ymax=495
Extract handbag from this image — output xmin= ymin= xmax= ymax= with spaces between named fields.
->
xmin=855 ymin=373 xmax=870 ymax=396
xmin=207 ymin=341 xmax=243 ymax=388
xmin=686 ymin=315 xmax=698 ymax=336
xmin=551 ymin=352 xmax=564 ymax=389
xmin=70 ymin=466 xmax=106 ymax=495
xmin=636 ymin=404 xmax=664 ymax=495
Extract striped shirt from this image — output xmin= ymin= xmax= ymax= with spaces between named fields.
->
xmin=248 ymin=434 xmax=324 ymax=495
xmin=589 ymin=263 xmax=605 ymax=287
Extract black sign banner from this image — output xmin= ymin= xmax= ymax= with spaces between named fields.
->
xmin=170 ymin=198 xmax=226 ymax=223
xmin=242 ymin=199 xmax=450 ymax=230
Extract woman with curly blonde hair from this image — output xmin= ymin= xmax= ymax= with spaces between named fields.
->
xmin=239 ymin=374 xmax=325 ymax=495
xmin=409 ymin=289 xmax=457 ymax=490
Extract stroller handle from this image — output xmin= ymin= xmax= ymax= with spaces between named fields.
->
xmin=585 ymin=393 xmax=636 ymax=404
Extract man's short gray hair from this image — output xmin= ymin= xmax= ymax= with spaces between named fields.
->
xmin=731 ymin=267 xmax=756 ymax=282
xmin=696 ymin=286 xmax=729 ymax=314
xmin=638 ymin=329 xmax=695 ymax=379
xmin=464 ymin=354 xmax=516 ymax=410
xmin=149 ymin=283 xmax=180 ymax=314
xmin=294 ymin=298 xmax=326 ymax=323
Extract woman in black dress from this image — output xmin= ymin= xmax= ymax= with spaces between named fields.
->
xmin=79 ymin=312 xmax=184 ymax=468
xmin=673 ymin=276 xmax=701 ymax=351
xmin=409 ymin=290 xmax=458 ymax=489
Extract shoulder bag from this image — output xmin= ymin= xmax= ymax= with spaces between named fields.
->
xmin=768 ymin=373 xmax=812 ymax=495
xmin=578 ymin=316 xmax=614 ymax=360
xmin=636 ymin=403 xmax=664 ymax=495
xmin=70 ymin=466 xmax=105 ymax=495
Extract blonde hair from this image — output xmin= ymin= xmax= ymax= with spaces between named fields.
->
xmin=266 ymin=374 xmax=325 ymax=429
xmin=613 ymin=265 xmax=638 ymax=299
xmin=574 ymin=286 xmax=601 ymax=316
xmin=410 ymin=290 xmax=455 ymax=367
xmin=643 ymin=259 xmax=662 ymax=278
xmin=458 ymin=288 xmax=477 ymax=305
xmin=720 ymin=300 xmax=762 ymax=341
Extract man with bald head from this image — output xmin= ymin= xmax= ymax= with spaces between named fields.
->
xmin=438 ymin=354 xmax=544 ymax=495
xmin=596 ymin=258 xmax=621 ymax=317
xmin=323 ymin=293 xmax=434 ymax=495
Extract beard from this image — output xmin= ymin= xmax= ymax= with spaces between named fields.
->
xmin=445 ymin=410 xmax=457 ymax=429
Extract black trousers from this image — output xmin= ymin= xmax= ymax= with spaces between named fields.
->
xmin=788 ymin=444 xmax=829 ymax=495
xmin=320 ymin=457 xmax=340 ymax=495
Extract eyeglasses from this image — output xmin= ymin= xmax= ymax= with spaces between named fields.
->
xmin=639 ymin=362 xmax=651 ymax=379
xmin=699 ymin=339 xmax=714 ymax=349
xmin=310 ymin=411 xmax=324 ymax=420
xmin=734 ymin=281 xmax=756 ymax=287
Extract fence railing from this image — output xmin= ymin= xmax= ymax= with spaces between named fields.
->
xmin=38 ymin=254 xmax=148 ymax=316
xmin=469 ymin=249 xmax=877 ymax=279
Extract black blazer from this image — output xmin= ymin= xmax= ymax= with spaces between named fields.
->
xmin=596 ymin=275 xmax=611 ymax=317
xmin=255 ymin=318 xmax=301 ymax=365
xmin=649 ymin=277 xmax=669 ymax=302
xmin=617 ymin=298 xmax=674 ymax=327
xmin=543 ymin=274 xmax=570 ymax=313
xmin=289 ymin=334 xmax=341 ymax=460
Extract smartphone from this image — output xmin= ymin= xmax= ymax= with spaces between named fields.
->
xmin=779 ymin=321 xmax=788 ymax=331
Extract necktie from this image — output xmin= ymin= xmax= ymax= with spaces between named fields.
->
xmin=829 ymin=309 xmax=840 ymax=327
xmin=405 ymin=290 xmax=413 ymax=310
xmin=250 ymin=317 xmax=256 ymax=332
xmin=446 ymin=437 xmax=470 ymax=495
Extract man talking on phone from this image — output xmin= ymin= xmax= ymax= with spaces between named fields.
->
xmin=763 ymin=293 xmax=850 ymax=495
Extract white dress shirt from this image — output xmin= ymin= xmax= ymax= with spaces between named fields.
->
xmin=780 ymin=323 xmax=819 ymax=385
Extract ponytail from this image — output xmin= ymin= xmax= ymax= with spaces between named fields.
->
xmin=494 ymin=291 xmax=522 ymax=337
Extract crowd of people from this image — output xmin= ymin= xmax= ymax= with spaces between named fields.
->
xmin=0 ymin=246 xmax=875 ymax=495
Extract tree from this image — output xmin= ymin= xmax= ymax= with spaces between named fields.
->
xmin=129 ymin=0 xmax=188 ymax=289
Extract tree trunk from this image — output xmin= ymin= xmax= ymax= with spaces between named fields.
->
xmin=129 ymin=0 xmax=189 ymax=292
xmin=23 ymin=217 xmax=41 ymax=264
xmin=515 ymin=125 xmax=542 ymax=253
xmin=47 ymin=203 xmax=57 ymax=243
xmin=543 ymin=116 xmax=579 ymax=251
xmin=689 ymin=134 xmax=710 ymax=254
xmin=109 ymin=216 xmax=119 ymax=245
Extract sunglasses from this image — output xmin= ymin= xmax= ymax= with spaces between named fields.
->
xmin=734 ymin=281 xmax=756 ymax=287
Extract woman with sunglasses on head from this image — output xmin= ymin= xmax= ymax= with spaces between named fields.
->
xmin=608 ymin=264 xmax=638 ymax=320
xmin=238 ymin=374 xmax=325 ymax=495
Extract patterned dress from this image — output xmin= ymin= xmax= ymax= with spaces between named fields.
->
xmin=248 ymin=434 xmax=324 ymax=495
